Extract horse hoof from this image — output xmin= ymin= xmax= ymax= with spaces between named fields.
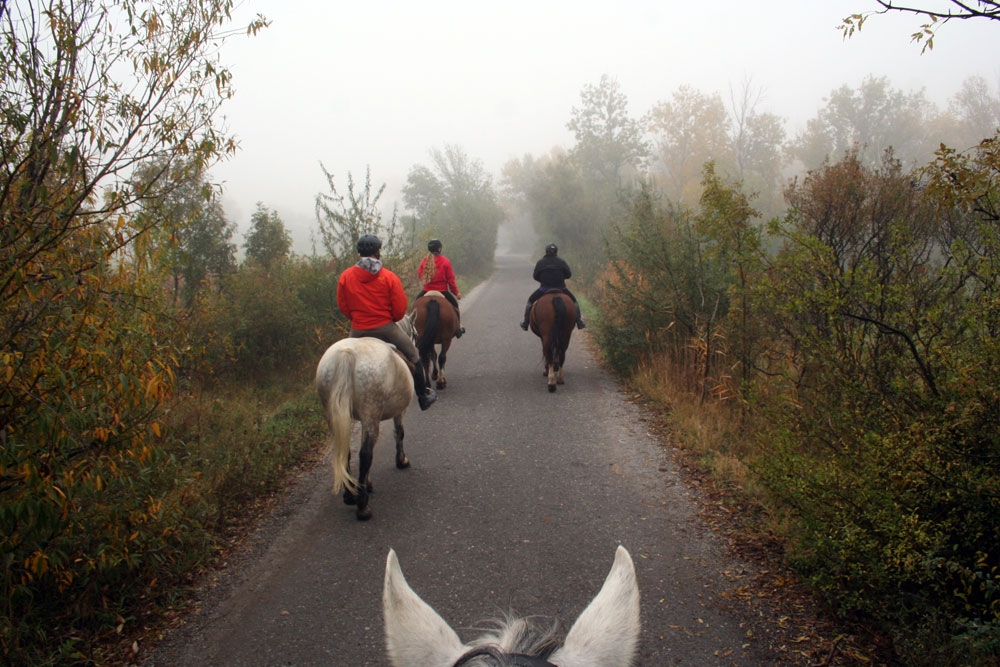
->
xmin=356 ymin=507 xmax=373 ymax=521
xmin=436 ymin=381 xmax=445 ymax=390
xmin=396 ymin=457 xmax=410 ymax=469
xmin=343 ymin=492 xmax=357 ymax=506
xmin=548 ymin=384 xmax=557 ymax=393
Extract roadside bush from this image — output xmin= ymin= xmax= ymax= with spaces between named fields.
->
xmin=595 ymin=144 xmax=1000 ymax=663
xmin=183 ymin=256 xmax=341 ymax=382
xmin=0 ymin=220 xmax=193 ymax=664
xmin=596 ymin=182 xmax=729 ymax=380
xmin=750 ymin=147 xmax=1000 ymax=664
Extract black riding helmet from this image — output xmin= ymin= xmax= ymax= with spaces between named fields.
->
xmin=427 ymin=239 xmax=442 ymax=253
xmin=545 ymin=243 xmax=558 ymax=256
xmin=357 ymin=233 xmax=382 ymax=257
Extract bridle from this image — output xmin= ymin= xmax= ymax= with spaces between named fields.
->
xmin=503 ymin=656 xmax=558 ymax=667
xmin=452 ymin=649 xmax=559 ymax=667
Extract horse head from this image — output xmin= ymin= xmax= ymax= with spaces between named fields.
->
xmin=383 ymin=546 xmax=640 ymax=667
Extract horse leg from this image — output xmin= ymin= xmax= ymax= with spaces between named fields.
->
xmin=355 ymin=424 xmax=377 ymax=521
xmin=436 ymin=343 xmax=449 ymax=389
xmin=421 ymin=355 xmax=433 ymax=391
xmin=393 ymin=415 xmax=409 ymax=469
xmin=547 ymin=359 xmax=557 ymax=392
xmin=342 ymin=451 xmax=357 ymax=505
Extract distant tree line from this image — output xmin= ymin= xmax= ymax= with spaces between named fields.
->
xmin=500 ymin=72 xmax=999 ymax=275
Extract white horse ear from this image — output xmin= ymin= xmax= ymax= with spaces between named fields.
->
xmin=383 ymin=549 xmax=465 ymax=667
xmin=549 ymin=545 xmax=641 ymax=667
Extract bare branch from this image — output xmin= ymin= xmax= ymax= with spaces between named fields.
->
xmin=841 ymin=1 xmax=999 ymax=52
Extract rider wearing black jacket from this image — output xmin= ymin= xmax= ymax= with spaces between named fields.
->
xmin=519 ymin=243 xmax=586 ymax=331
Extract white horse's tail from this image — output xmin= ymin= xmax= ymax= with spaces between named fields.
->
xmin=323 ymin=347 xmax=358 ymax=495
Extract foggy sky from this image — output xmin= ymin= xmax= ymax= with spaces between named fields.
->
xmin=211 ymin=1 xmax=1000 ymax=253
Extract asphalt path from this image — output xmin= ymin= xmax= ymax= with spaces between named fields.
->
xmin=142 ymin=253 xmax=777 ymax=666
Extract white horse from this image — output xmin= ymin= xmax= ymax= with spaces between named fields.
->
xmin=315 ymin=322 xmax=417 ymax=521
xmin=383 ymin=546 xmax=641 ymax=667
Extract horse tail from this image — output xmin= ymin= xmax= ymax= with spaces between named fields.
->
xmin=323 ymin=347 xmax=359 ymax=495
xmin=550 ymin=296 xmax=567 ymax=366
xmin=417 ymin=299 xmax=440 ymax=358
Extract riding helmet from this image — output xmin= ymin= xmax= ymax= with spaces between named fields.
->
xmin=427 ymin=239 xmax=443 ymax=253
xmin=545 ymin=243 xmax=558 ymax=256
xmin=356 ymin=233 xmax=382 ymax=256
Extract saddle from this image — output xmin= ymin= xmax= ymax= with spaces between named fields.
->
xmin=421 ymin=289 xmax=458 ymax=311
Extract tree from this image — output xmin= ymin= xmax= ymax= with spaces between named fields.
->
xmin=949 ymin=75 xmax=1000 ymax=147
xmin=134 ymin=159 xmax=237 ymax=305
xmin=315 ymin=164 xmax=403 ymax=267
xmin=567 ymin=74 xmax=649 ymax=187
xmin=0 ymin=1 xmax=267 ymax=661
xmin=646 ymin=85 xmax=730 ymax=206
xmin=842 ymin=1 xmax=1000 ymax=52
xmin=244 ymin=203 xmax=292 ymax=270
xmin=727 ymin=78 xmax=787 ymax=219
xmin=696 ymin=164 xmax=764 ymax=391
xmin=402 ymin=145 xmax=504 ymax=275
xmin=788 ymin=76 xmax=938 ymax=171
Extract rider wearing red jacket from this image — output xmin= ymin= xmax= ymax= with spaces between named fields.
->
xmin=337 ymin=234 xmax=436 ymax=410
xmin=415 ymin=238 xmax=465 ymax=338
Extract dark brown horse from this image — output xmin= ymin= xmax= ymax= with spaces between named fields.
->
xmin=529 ymin=291 xmax=577 ymax=392
xmin=410 ymin=291 xmax=460 ymax=390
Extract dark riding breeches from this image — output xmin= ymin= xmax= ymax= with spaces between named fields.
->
xmin=527 ymin=286 xmax=578 ymax=306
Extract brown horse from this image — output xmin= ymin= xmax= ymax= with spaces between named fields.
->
xmin=410 ymin=291 xmax=460 ymax=390
xmin=530 ymin=291 xmax=577 ymax=392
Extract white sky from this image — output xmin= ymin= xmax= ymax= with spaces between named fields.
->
xmin=211 ymin=1 xmax=1000 ymax=252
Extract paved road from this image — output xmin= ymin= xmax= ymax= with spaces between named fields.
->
xmin=142 ymin=254 xmax=775 ymax=666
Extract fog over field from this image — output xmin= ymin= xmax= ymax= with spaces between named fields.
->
xmin=212 ymin=1 xmax=1000 ymax=252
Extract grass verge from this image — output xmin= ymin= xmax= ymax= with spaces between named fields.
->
xmin=98 ymin=368 xmax=327 ymax=666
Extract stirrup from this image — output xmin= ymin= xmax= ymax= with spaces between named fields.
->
xmin=519 ymin=321 xmax=529 ymax=331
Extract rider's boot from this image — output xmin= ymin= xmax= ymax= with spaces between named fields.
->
xmin=576 ymin=310 xmax=587 ymax=329
xmin=519 ymin=302 xmax=531 ymax=331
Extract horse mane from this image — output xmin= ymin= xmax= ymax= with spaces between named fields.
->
xmin=451 ymin=616 xmax=560 ymax=666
